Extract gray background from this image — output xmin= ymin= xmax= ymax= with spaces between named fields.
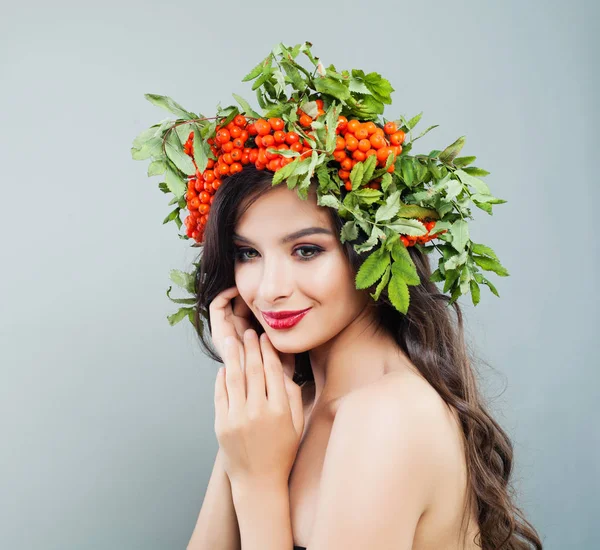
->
xmin=1 ymin=1 xmax=597 ymax=548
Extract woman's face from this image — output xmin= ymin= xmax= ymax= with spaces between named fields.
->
xmin=232 ymin=184 xmax=369 ymax=354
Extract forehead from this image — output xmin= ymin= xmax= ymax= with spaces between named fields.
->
xmin=235 ymin=184 xmax=332 ymax=237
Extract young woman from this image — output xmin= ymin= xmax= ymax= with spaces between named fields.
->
xmin=185 ymin=164 xmax=543 ymax=550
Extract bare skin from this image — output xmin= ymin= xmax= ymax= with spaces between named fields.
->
xmin=220 ymin=183 xmax=480 ymax=548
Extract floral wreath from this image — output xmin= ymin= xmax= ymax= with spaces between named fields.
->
xmin=131 ymin=41 xmax=509 ymax=331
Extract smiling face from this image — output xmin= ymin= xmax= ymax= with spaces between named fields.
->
xmin=232 ymin=183 xmax=370 ymax=354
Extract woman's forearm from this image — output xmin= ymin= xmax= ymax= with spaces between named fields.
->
xmin=187 ymin=447 xmax=241 ymax=550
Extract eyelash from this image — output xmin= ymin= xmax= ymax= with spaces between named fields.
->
xmin=233 ymin=245 xmax=324 ymax=263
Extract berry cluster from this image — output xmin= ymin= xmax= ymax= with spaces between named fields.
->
xmin=400 ymin=220 xmax=447 ymax=247
xmin=334 ymin=119 xmax=404 ymax=191
xmin=181 ymin=103 xmax=433 ymax=246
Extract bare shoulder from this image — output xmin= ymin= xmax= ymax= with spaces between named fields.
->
xmin=308 ymin=370 xmax=460 ymax=547
xmin=336 ymin=369 xmax=462 ymax=490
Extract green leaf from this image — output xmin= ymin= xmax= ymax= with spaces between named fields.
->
xmin=439 ymin=136 xmax=466 ymax=163
xmin=170 ymin=269 xmax=195 ymax=294
xmin=469 ymin=280 xmax=481 ymax=306
xmin=164 ymin=165 xmax=187 ymax=199
xmin=402 ymin=112 xmax=423 ymax=131
xmin=148 ymin=160 xmax=167 ymax=176
xmin=375 ymin=190 xmax=401 ymax=222
xmin=317 ymin=194 xmax=341 ymax=210
xmin=453 ymin=156 xmax=477 ymax=168
xmin=192 ymin=126 xmax=211 ymax=174
xmin=280 ymin=60 xmax=306 ymax=91
xmin=242 ymin=54 xmax=271 ymax=82
xmin=167 ymin=306 xmax=194 ymax=326
xmin=349 ymin=161 xmax=364 ymax=190
xmin=163 ymin=207 xmax=180 ymax=224
xmin=386 ymin=218 xmax=427 ymax=236
xmin=444 ymin=250 xmax=468 ymax=271
xmin=455 ymin=169 xmax=491 ymax=195
xmin=472 ymin=255 xmax=509 ymax=276
xmin=165 ymin=130 xmax=196 ymax=175
xmin=400 ymin=156 xmax=415 ymax=187
xmin=355 ymin=246 xmax=391 ymax=289
xmin=471 ymin=242 xmax=499 ymax=260
xmin=325 ymin=102 xmax=342 ymax=153
xmin=443 ymin=268 xmax=461 ymax=293
xmin=391 ymin=254 xmax=420 ymax=286
xmin=361 ymin=154 xmax=377 ymax=185
xmin=340 ymin=220 xmax=359 ymax=243
xmin=232 ymin=93 xmax=261 ymax=119
xmin=166 ymin=286 xmax=197 ymax=305
xmin=348 ymin=78 xmax=371 ymax=94
xmin=314 ymin=76 xmax=351 ymax=101
xmin=450 ymin=219 xmax=469 ymax=252
xmin=131 ymin=135 xmax=163 ymax=160
xmin=463 ymin=166 xmax=490 ymax=177
xmin=380 ymin=173 xmax=393 ymax=193
xmin=144 ymin=94 xmax=196 ymax=119
xmin=387 ymin=273 xmax=409 ymax=314
xmin=371 ymin=264 xmax=391 ymax=301
xmin=353 ymin=188 xmax=382 ymax=205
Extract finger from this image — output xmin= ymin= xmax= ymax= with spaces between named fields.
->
xmin=259 ymin=333 xmax=287 ymax=408
xmin=214 ymin=367 xmax=228 ymax=433
xmin=243 ymin=329 xmax=267 ymax=409
xmin=223 ymin=336 xmax=246 ymax=414
xmin=209 ymin=287 xmax=241 ymax=348
xmin=283 ymin=374 xmax=305 ymax=437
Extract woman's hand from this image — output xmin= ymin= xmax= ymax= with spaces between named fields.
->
xmin=209 ymin=286 xmax=296 ymax=379
xmin=214 ymin=329 xmax=305 ymax=488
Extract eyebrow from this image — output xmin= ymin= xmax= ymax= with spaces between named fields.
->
xmin=232 ymin=226 xmax=334 ymax=245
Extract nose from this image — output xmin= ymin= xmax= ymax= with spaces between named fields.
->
xmin=257 ymin=252 xmax=293 ymax=304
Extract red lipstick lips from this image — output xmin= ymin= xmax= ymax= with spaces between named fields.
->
xmin=261 ymin=307 xmax=311 ymax=329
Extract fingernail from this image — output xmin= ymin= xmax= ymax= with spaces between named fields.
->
xmin=224 ymin=336 xmax=235 ymax=347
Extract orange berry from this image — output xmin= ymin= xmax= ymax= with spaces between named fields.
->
xmin=255 ymin=119 xmax=271 ymax=136
xmin=269 ymin=118 xmax=284 ymax=131
xmin=221 ymin=141 xmax=234 ymax=153
xmin=369 ymin=133 xmax=386 ymax=149
xmin=333 ymin=150 xmax=347 ymax=162
xmin=262 ymin=134 xmax=275 ymax=147
xmin=347 ymin=119 xmax=360 ymax=133
xmin=341 ymin=158 xmax=353 ymax=171
xmin=234 ymin=114 xmax=247 ymax=127
xmin=299 ymin=114 xmax=313 ymax=127
xmin=216 ymin=129 xmax=230 ymax=143
xmin=390 ymin=131 xmax=405 ymax=146
xmin=230 ymin=126 xmax=242 ymax=139
xmin=338 ymin=169 xmax=350 ymax=180
xmin=355 ymin=126 xmax=369 ymax=140
xmin=336 ymin=116 xmax=348 ymax=133
xmin=384 ymin=121 xmax=398 ymax=135
xmin=364 ymin=121 xmax=377 ymax=135
xmin=335 ymin=136 xmax=346 ymax=151
xmin=285 ymin=131 xmax=300 ymax=145
xmin=358 ymin=139 xmax=371 ymax=152
xmin=273 ymin=130 xmax=286 ymax=144
xmin=345 ymin=134 xmax=359 ymax=151
xmin=352 ymin=149 xmax=366 ymax=161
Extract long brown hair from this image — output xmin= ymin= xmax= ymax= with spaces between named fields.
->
xmin=193 ymin=164 xmax=543 ymax=549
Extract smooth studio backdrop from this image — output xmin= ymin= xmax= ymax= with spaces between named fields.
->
xmin=1 ymin=1 xmax=597 ymax=548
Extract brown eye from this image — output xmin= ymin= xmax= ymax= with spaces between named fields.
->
xmin=295 ymin=246 xmax=323 ymax=261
